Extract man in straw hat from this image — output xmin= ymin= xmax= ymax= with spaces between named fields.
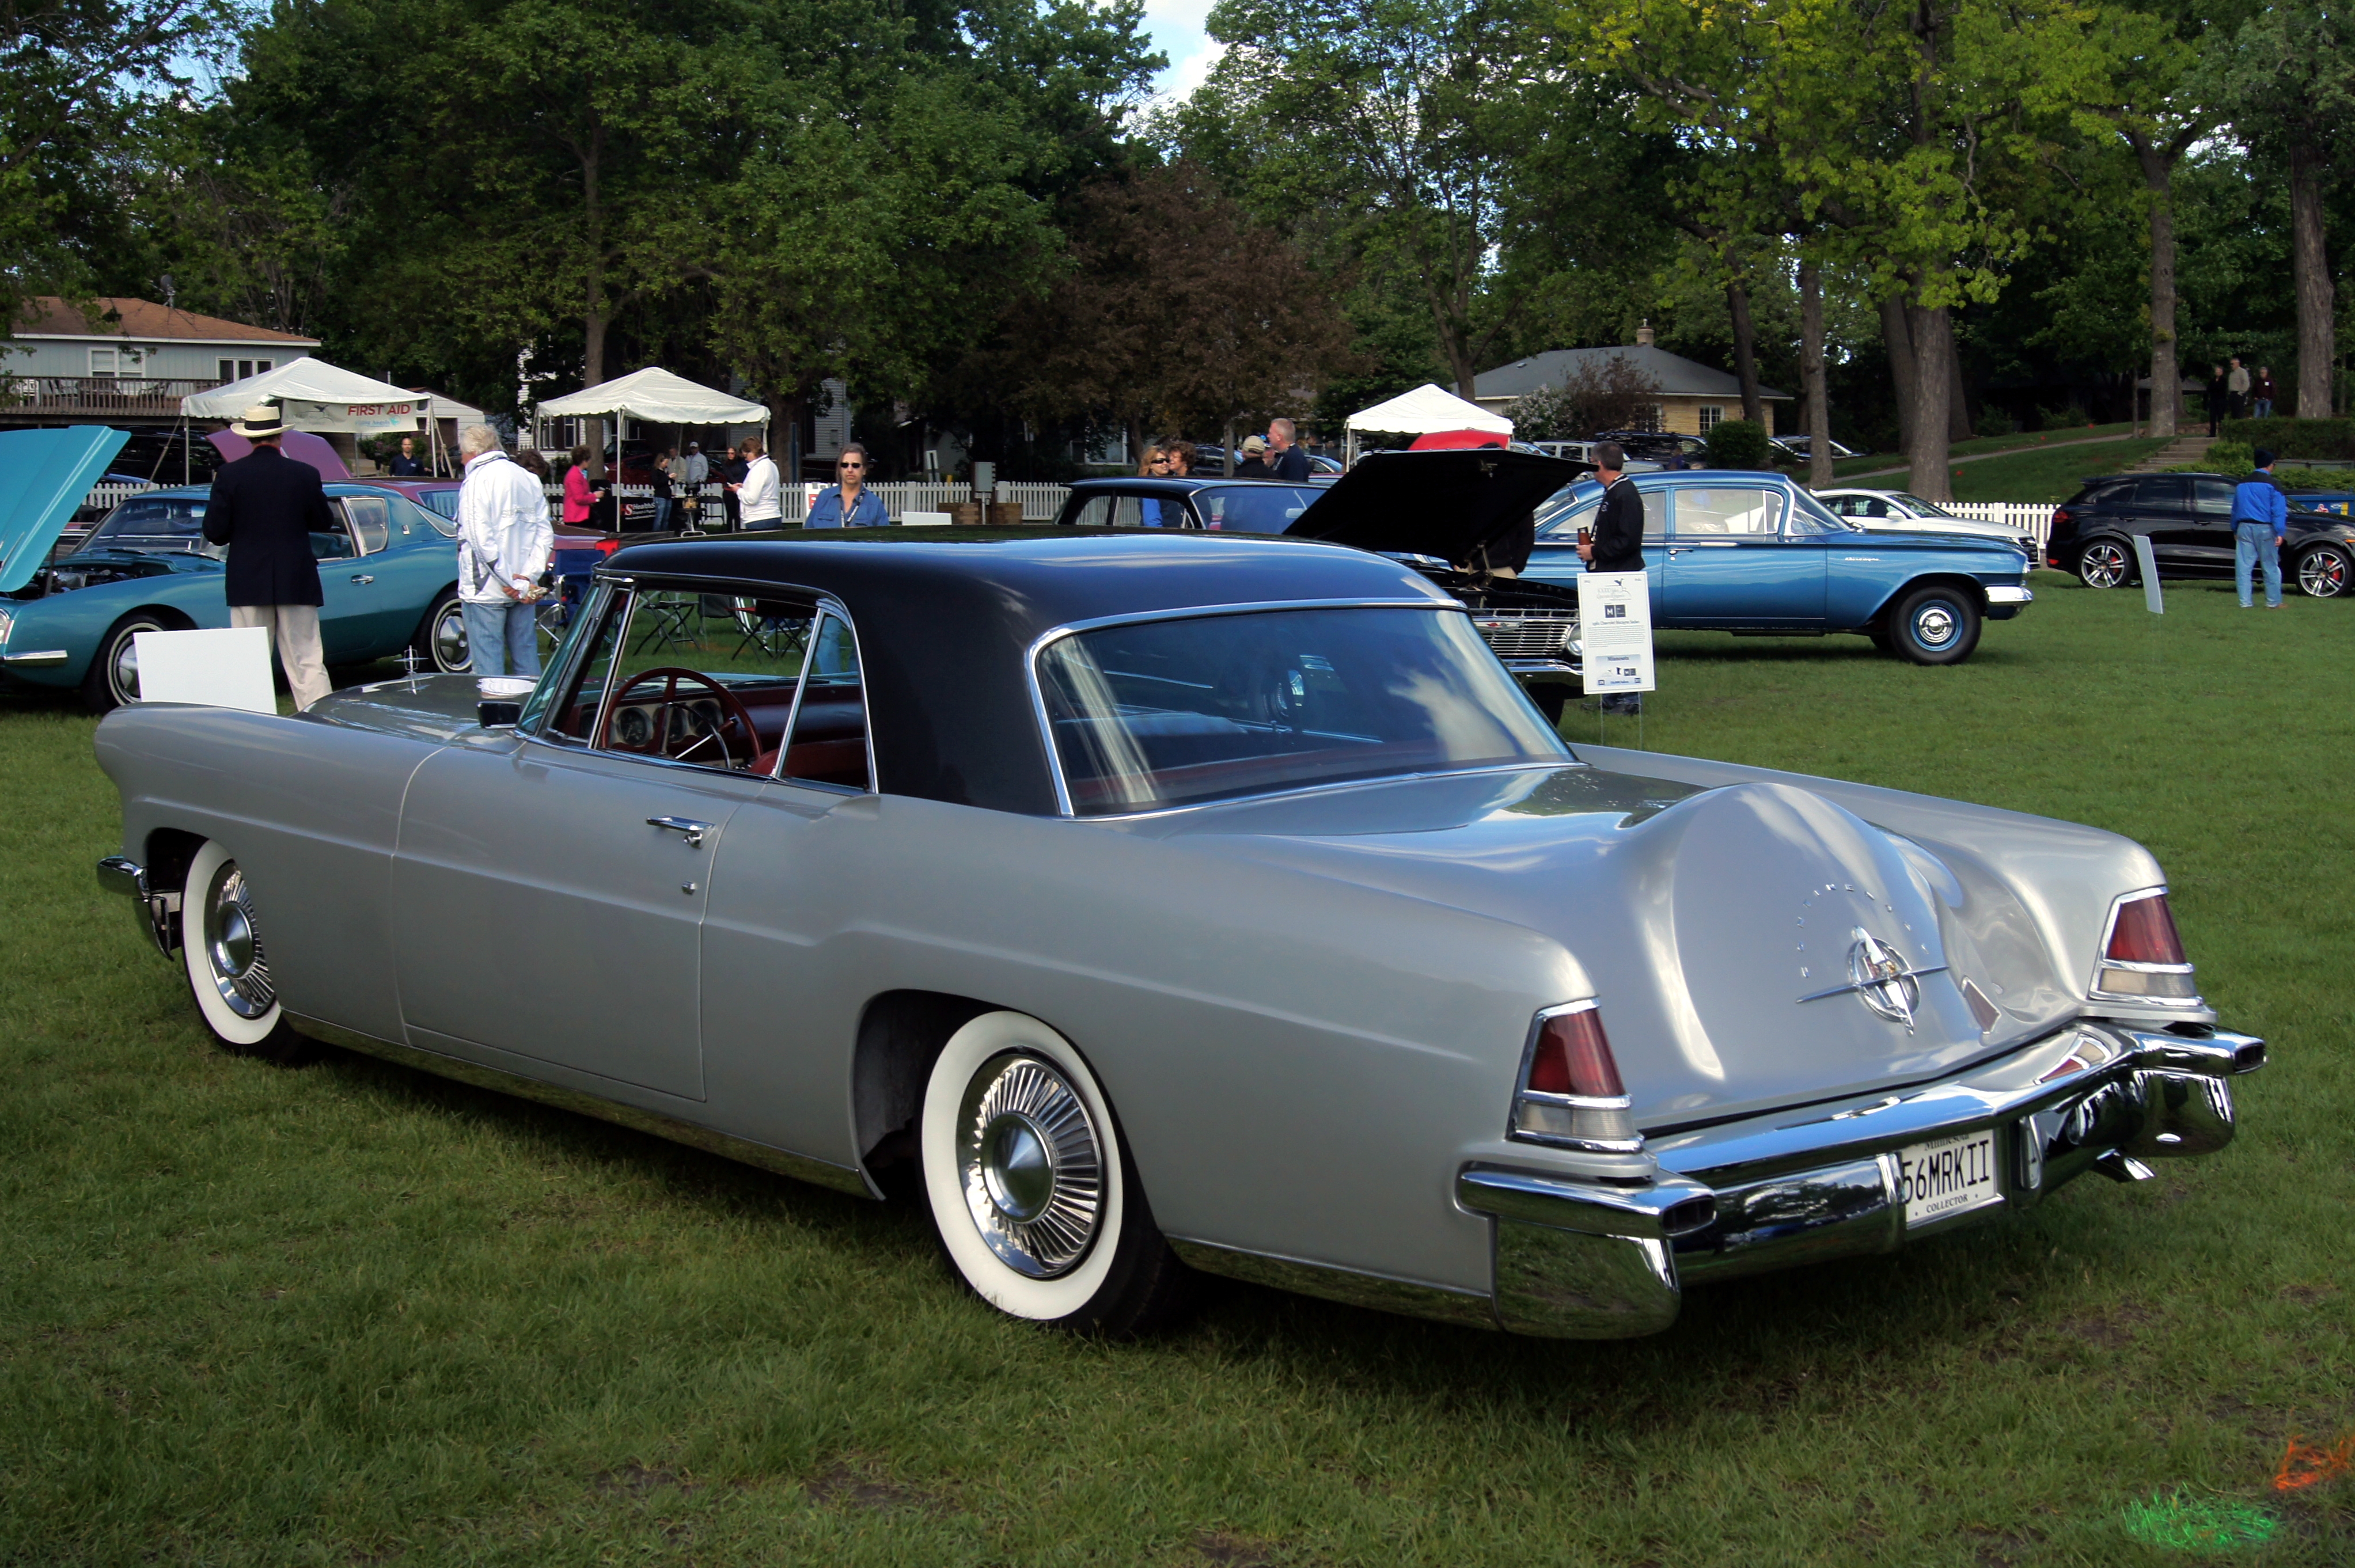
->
xmin=200 ymin=403 xmax=335 ymax=709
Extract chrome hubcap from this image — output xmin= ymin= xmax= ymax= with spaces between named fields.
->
xmin=433 ymin=604 xmax=471 ymax=671
xmin=202 ymin=861 xmax=275 ymax=1019
xmin=1913 ymin=603 xmax=1958 ymax=647
xmin=2083 ymin=545 xmax=2126 ymax=587
xmin=957 ymin=1052 xmax=1105 ymax=1278
xmin=111 ymin=627 xmax=151 ymax=701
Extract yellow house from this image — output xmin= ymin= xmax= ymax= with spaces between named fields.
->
xmin=1473 ymin=327 xmax=1791 ymax=438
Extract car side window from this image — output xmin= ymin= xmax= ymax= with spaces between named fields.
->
xmin=1674 ymin=488 xmax=1784 ymax=537
xmin=1539 ymin=498 xmax=1597 ymax=538
xmin=2191 ymin=479 xmax=2237 ymax=517
xmin=308 ymin=515 xmax=358 ymax=560
xmin=2130 ymin=477 xmax=2189 ymax=508
xmin=1067 ymin=496 xmax=1115 ymax=528
xmin=538 ymin=584 xmax=820 ymax=774
xmin=343 ymin=496 xmax=391 ymax=554
xmin=779 ymin=612 xmax=871 ymax=791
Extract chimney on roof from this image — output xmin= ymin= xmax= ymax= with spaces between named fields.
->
xmin=1635 ymin=320 xmax=1655 ymax=347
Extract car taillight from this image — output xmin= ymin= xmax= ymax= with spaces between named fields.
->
xmin=1510 ymin=1004 xmax=1642 ymax=1152
xmin=2092 ymin=890 xmax=2198 ymax=1001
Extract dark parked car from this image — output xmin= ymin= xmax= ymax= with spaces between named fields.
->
xmin=1055 ymin=477 xmax=1331 ymax=534
xmin=2047 ymin=473 xmax=2355 ymax=598
xmin=1592 ymin=431 xmax=1709 ymax=470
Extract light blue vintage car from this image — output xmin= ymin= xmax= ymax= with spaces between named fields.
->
xmin=0 ymin=429 xmax=473 ymax=710
xmin=1522 ymin=471 xmax=2034 ymax=664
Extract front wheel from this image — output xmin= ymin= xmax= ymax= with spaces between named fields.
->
xmin=178 ymin=840 xmax=317 ymax=1065
xmin=1887 ymin=583 xmax=1982 ymax=666
xmin=2077 ymin=540 xmax=2132 ymax=589
xmin=81 ymin=611 xmax=174 ymax=713
xmin=412 ymin=590 xmax=471 ymax=673
xmin=919 ymin=1011 xmax=1191 ymax=1337
xmin=2296 ymin=545 xmax=2350 ymax=599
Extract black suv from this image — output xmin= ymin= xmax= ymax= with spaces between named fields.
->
xmin=2047 ymin=472 xmax=2355 ymax=598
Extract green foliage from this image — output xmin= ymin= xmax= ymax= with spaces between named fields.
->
xmin=2220 ymin=417 xmax=2355 ymax=458
xmin=1704 ymin=417 xmax=1769 ymax=467
xmin=2208 ymin=439 xmax=2257 ymax=474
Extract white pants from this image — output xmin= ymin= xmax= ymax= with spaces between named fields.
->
xmin=230 ymin=603 xmax=332 ymax=711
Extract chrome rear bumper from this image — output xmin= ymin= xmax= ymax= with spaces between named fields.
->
xmin=1455 ymin=1021 xmax=2262 ymax=1338
xmin=96 ymin=854 xmax=181 ymax=956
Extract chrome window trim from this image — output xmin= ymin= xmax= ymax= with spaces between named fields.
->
xmin=518 ymin=579 xmax=616 ymax=742
xmin=1023 ymin=597 xmax=1545 ymax=821
xmin=770 ymin=597 xmax=879 ymax=796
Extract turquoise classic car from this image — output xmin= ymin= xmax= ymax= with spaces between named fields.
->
xmin=1 ymin=430 xmax=473 ymax=711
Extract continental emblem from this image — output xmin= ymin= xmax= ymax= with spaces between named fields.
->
xmin=1797 ymin=927 xmax=1946 ymax=1032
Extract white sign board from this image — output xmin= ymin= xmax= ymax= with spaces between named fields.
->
xmin=2132 ymin=534 xmax=2164 ymax=613
xmin=131 ymin=627 xmax=276 ymax=713
xmin=283 ymin=397 xmax=422 ymax=435
xmin=1576 ymin=570 xmax=1655 ymax=694
xmin=901 ymin=510 xmax=952 ymax=527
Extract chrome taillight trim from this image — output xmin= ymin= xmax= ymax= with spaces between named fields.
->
xmin=2089 ymin=887 xmax=2202 ymax=1005
xmin=1508 ymin=1000 xmax=1644 ymax=1153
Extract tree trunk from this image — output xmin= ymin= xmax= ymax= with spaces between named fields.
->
xmin=2132 ymin=137 xmax=2180 ymax=439
xmin=2290 ymin=141 xmax=2335 ymax=418
xmin=1906 ymin=302 xmax=1955 ymax=502
xmin=1224 ymin=417 xmax=1237 ymax=476
xmin=1880 ymin=295 xmax=1918 ymax=454
xmin=1799 ymin=261 xmax=1832 ymax=488
xmin=1727 ymin=281 xmax=1764 ymax=424
xmin=1947 ymin=342 xmax=1971 ymax=442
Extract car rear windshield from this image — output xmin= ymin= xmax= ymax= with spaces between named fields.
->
xmin=75 ymin=496 xmax=220 ymax=557
xmin=1036 ymin=605 xmax=1568 ymax=815
xmin=1192 ymin=485 xmax=1326 ymax=533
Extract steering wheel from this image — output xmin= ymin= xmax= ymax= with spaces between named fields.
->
xmin=597 ymin=667 xmax=763 ymax=769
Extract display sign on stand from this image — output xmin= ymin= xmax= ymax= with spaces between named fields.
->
xmin=131 ymin=627 xmax=276 ymax=713
xmin=1577 ymin=570 xmax=1655 ymax=697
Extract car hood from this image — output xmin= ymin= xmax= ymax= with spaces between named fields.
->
xmin=1851 ymin=515 xmax=2023 ymax=541
xmin=1286 ymin=449 xmax=1591 ymax=561
xmin=1136 ymin=764 xmax=2091 ymax=1128
xmin=0 ymin=426 xmax=131 ymax=593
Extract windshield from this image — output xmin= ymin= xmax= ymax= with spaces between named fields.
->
xmin=1036 ymin=606 xmax=1568 ymax=815
xmin=74 ymin=496 xmax=220 ymax=558
xmin=1193 ymin=485 xmax=1326 ymax=534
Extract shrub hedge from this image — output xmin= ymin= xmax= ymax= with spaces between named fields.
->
xmin=2217 ymin=417 xmax=2355 ymax=459
xmin=1706 ymin=418 xmax=1771 ymax=468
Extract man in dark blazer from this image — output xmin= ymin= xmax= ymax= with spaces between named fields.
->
xmin=1576 ymin=441 xmax=1649 ymax=715
xmin=201 ymin=403 xmax=335 ymax=709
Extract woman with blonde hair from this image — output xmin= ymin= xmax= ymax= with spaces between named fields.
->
xmin=1134 ymin=442 xmax=1177 ymax=528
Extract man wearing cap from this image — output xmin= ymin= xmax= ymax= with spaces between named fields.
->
xmin=1234 ymin=435 xmax=1273 ymax=477
xmin=2232 ymin=447 xmax=2288 ymax=609
xmin=200 ymin=403 xmax=335 ymax=709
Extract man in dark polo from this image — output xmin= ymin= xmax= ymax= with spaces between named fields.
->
xmin=1576 ymin=440 xmax=1647 ymax=715
xmin=201 ymin=404 xmax=335 ymax=709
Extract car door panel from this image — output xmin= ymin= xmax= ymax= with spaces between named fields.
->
xmin=1659 ymin=487 xmax=1823 ymax=625
xmin=2136 ymin=477 xmax=2201 ymax=571
xmin=2186 ymin=479 xmax=2239 ymax=575
xmin=389 ymin=736 xmax=769 ymax=1100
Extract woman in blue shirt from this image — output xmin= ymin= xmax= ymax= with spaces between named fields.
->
xmin=806 ymin=443 xmax=891 ymax=527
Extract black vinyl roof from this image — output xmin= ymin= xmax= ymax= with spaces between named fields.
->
xmin=598 ymin=530 xmax=1450 ymax=816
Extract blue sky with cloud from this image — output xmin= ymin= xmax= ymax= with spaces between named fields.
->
xmin=1144 ymin=0 xmax=1222 ymax=101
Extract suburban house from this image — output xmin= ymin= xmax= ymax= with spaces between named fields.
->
xmin=1473 ymin=326 xmax=1791 ymax=436
xmin=2 ymin=297 xmax=318 ymax=431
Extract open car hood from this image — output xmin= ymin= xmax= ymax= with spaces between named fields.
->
xmin=0 ymin=426 xmax=131 ymax=593
xmin=1284 ymin=449 xmax=1591 ymax=561
xmin=208 ymin=428 xmax=352 ymax=481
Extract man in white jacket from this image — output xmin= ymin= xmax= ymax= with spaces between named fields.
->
xmin=454 ymin=424 xmax=555 ymax=677
xmin=733 ymin=435 xmax=782 ymax=528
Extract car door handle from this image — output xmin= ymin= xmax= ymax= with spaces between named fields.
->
xmin=646 ymin=816 xmax=712 ymax=847
xmin=350 ymin=573 xmax=374 ymax=584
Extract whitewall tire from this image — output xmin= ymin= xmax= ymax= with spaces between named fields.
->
xmin=179 ymin=840 xmax=314 ymax=1064
xmin=919 ymin=1010 xmax=1190 ymax=1335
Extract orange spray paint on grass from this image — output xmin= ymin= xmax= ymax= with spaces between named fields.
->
xmin=2272 ymin=1432 xmax=2355 ymax=1492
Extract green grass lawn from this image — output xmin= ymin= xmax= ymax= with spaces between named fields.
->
xmin=1825 ymin=423 xmax=2141 ymax=480
xmin=5 ymin=578 xmax=2353 ymax=1565
xmin=1941 ymin=438 xmax=2174 ymax=503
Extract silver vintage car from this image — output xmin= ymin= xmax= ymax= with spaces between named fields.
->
xmin=93 ymin=532 xmax=2262 ymax=1339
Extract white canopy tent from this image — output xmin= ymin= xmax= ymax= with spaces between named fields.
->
xmin=180 ymin=360 xmax=438 ymax=479
xmin=1343 ymin=383 xmax=1512 ymax=465
xmin=537 ymin=367 xmax=771 ymax=429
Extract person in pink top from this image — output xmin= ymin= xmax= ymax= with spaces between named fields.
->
xmin=562 ymin=443 xmax=608 ymax=528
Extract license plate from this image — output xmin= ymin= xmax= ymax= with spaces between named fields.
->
xmin=1894 ymin=1131 xmax=2001 ymax=1225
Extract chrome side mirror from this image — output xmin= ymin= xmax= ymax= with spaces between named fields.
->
xmin=478 ymin=700 xmax=522 ymax=728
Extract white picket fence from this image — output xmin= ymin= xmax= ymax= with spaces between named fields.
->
xmin=83 ymin=482 xmax=162 ymax=513
xmin=1941 ymin=501 xmax=2057 ymax=545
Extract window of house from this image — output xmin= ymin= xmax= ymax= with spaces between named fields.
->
xmin=218 ymin=359 xmax=236 ymax=383
xmin=1698 ymin=406 xmax=1725 ymax=433
xmin=1630 ymin=405 xmax=1664 ymax=434
xmin=89 ymin=349 xmax=118 ymax=379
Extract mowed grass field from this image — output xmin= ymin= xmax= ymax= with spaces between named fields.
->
xmin=3 ymin=571 xmax=2351 ymax=1566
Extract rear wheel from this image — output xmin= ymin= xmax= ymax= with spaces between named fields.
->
xmin=80 ymin=611 xmax=175 ymax=713
xmin=177 ymin=840 xmax=317 ymax=1065
xmin=1888 ymin=583 xmax=1982 ymax=666
xmin=2078 ymin=540 xmax=2132 ymax=589
xmin=2296 ymin=545 xmax=2350 ymax=598
xmin=412 ymin=589 xmax=470 ymax=673
xmin=919 ymin=1011 xmax=1190 ymax=1337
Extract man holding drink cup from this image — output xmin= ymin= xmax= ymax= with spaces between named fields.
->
xmin=1575 ymin=441 xmax=1647 ymax=714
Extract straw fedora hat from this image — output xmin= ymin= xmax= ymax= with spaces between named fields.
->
xmin=230 ymin=403 xmax=286 ymax=439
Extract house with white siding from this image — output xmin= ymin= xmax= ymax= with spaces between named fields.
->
xmin=3 ymin=297 xmax=318 ymax=428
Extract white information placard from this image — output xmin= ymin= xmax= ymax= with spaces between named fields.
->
xmin=131 ymin=627 xmax=277 ymax=713
xmin=2131 ymin=534 xmax=2164 ymax=614
xmin=1576 ymin=570 xmax=1655 ymax=694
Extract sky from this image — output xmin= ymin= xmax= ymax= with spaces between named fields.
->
xmin=1144 ymin=0 xmax=1223 ymax=103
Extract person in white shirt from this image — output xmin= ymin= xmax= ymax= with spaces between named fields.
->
xmin=733 ymin=435 xmax=782 ymax=527
xmin=454 ymin=424 xmax=556 ymax=677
